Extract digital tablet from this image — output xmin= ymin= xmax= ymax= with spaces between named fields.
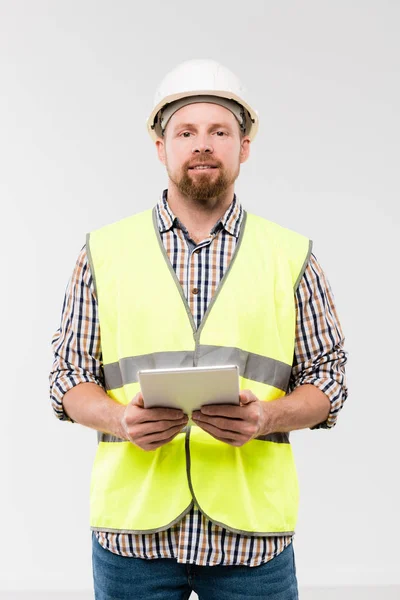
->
xmin=138 ymin=364 xmax=240 ymax=420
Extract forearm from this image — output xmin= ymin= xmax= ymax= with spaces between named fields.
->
xmin=63 ymin=382 xmax=127 ymax=439
xmin=261 ymin=384 xmax=331 ymax=435
xmin=290 ymin=253 xmax=348 ymax=430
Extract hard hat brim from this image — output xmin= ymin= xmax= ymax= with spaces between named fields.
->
xmin=146 ymin=89 xmax=259 ymax=143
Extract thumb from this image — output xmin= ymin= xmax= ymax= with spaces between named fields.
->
xmin=239 ymin=389 xmax=258 ymax=406
xmin=131 ymin=391 xmax=144 ymax=408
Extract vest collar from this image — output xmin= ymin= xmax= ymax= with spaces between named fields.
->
xmin=156 ymin=189 xmax=243 ymax=239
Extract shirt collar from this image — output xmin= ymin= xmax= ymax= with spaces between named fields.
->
xmin=155 ymin=189 xmax=243 ymax=239
xmin=156 ymin=189 xmax=176 ymax=233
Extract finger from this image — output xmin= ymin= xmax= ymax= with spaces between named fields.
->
xmin=135 ymin=422 xmax=186 ymax=447
xmin=194 ymin=420 xmax=246 ymax=446
xmin=133 ymin=392 xmax=186 ymax=420
xmin=239 ymin=389 xmax=258 ymax=405
xmin=132 ymin=406 xmax=187 ymax=424
xmin=193 ymin=413 xmax=242 ymax=434
xmin=193 ymin=413 xmax=256 ymax=438
xmin=198 ymin=404 xmax=245 ymax=418
xmin=145 ymin=431 xmax=183 ymax=451
xmin=135 ymin=417 xmax=188 ymax=437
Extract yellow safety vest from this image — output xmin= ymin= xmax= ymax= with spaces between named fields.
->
xmin=87 ymin=207 xmax=311 ymax=535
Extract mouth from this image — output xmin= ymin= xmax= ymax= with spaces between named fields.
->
xmin=188 ymin=164 xmax=219 ymax=172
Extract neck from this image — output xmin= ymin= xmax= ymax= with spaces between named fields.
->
xmin=166 ymin=181 xmax=235 ymax=237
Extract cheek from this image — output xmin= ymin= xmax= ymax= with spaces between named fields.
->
xmin=220 ymin=142 xmax=240 ymax=162
xmin=165 ymin=144 xmax=188 ymax=169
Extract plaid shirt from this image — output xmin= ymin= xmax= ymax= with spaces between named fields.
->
xmin=49 ymin=190 xmax=348 ymax=566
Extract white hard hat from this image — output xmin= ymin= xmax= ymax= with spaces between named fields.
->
xmin=146 ymin=59 xmax=259 ymax=142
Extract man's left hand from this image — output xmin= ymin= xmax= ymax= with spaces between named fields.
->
xmin=192 ymin=390 xmax=267 ymax=446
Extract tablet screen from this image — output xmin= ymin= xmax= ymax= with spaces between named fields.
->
xmin=138 ymin=364 xmax=240 ymax=416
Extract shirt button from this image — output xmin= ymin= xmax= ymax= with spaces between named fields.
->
xmin=192 ymin=288 xmax=199 ymax=295
xmin=194 ymin=249 xmax=201 ymax=254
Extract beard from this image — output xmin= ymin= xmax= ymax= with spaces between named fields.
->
xmin=167 ymin=155 xmax=240 ymax=202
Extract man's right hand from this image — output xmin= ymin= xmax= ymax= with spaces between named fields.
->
xmin=121 ymin=392 xmax=188 ymax=451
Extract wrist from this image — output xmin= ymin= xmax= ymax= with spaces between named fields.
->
xmin=114 ymin=403 xmax=128 ymax=440
xmin=258 ymin=400 xmax=272 ymax=436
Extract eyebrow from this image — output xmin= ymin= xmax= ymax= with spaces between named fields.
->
xmin=172 ymin=122 xmax=234 ymax=132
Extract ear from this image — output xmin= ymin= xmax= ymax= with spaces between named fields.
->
xmin=239 ymin=137 xmax=251 ymax=165
xmin=156 ymin=138 xmax=166 ymax=166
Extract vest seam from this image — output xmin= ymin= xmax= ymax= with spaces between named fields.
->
xmin=152 ymin=207 xmax=197 ymax=336
xmin=294 ymin=239 xmax=313 ymax=293
xmin=90 ymin=502 xmax=194 ymax=535
xmin=195 ymin=210 xmax=248 ymax=343
xmin=86 ymin=232 xmax=98 ymax=301
xmin=91 ymin=526 xmax=294 ymax=537
xmin=87 ymin=231 xmax=106 ymax=389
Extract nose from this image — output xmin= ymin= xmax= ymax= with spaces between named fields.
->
xmin=192 ymin=137 xmax=213 ymax=154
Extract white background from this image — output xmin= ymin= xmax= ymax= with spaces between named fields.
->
xmin=1 ymin=0 xmax=399 ymax=594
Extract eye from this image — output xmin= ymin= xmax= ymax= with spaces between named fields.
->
xmin=216 ymin=131 xmax=227 ymax=137
xmin=181 ymin=132 xmax=192 ymax=138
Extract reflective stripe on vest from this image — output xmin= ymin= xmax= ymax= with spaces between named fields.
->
xmin=98 ymin=431 xmax=290 ymax=444
xmin=87 ymin=207 xmax=312 ymax=535
xmin=103 ymin=346 xmax=291 ymax=392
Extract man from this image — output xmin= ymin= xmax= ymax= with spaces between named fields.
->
xmin=50 ymin=59 xmax=348 ymax=599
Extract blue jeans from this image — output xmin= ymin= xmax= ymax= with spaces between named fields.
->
xmin=92 ymin=532 xmax=298 ymax=599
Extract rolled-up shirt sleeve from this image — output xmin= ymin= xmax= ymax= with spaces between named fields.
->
xmin=49 ymin=245 xmax=105 ymax=422
xmin=288 ymin=253 xmax=348 ymax=429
